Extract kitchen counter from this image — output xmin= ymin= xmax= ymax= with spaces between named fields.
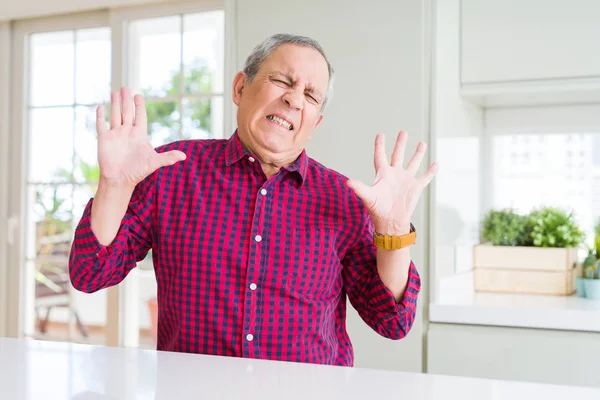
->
xmin=431 ymin=272 xmax=600 ymax=332
xmin=1 ymin=337 xmax=598 ymax=399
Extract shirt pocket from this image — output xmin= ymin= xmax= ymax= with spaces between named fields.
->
xmin=284 ymin=227 xmax=341 ymax=301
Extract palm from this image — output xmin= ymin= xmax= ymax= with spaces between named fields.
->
xmin=347 ymin=131 xmax=437 ymax=234
xmin=96 ymin=87 xmax=186 ymax=187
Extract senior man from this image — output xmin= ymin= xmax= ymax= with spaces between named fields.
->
xmin=69 ymin=33 xmax=437 ymax=366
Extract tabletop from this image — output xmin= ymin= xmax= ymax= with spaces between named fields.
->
xmin=0 ymin=337 xmax=598 ymax=399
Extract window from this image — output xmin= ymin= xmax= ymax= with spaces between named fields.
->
xmin=128 ymin=11 xmax=224 ymax=146
xmin=10 ymin=2 xmax=227 ymax=347
xmin=492 ymin=133 xmax=600 ymax=247
xmin=24 ymin=27 xmax=111 ymax=342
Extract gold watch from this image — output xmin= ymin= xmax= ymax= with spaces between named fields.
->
xmin=374 ymin=223 xmax=416 ymax=250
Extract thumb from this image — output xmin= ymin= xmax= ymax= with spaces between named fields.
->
xmin=151 ymin=150 xmax=187 ymax=170
xmin=347 ymin=179 xmax=376 ymax=208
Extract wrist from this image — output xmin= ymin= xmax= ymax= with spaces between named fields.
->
xmin=374 ymin=220 xmax=411 ymax=236
xmin=98 ymin=177 xmax=136 ymax=195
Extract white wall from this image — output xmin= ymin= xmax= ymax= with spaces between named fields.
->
xmin=236 ymin=0 xmax=432 ymax=372
xmin=432 ymin=0 xmax=483 ymax=298
xmin=461 ymin=0 xmax=600 ymax=84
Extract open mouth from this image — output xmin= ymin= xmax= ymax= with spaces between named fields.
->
xmin=266 ymin=115 xmax=294 ymax=131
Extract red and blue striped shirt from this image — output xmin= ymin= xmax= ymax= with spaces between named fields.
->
xmin=69 ymin=131 xmax=421 ymax=366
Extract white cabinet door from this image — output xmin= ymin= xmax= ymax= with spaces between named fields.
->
xmin=461 ymin=0 xmax=600 ymax=84
xmin=427 ymin=323 xmax=600 ymax=388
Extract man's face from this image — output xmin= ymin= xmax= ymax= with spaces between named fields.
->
xmin=232 ymin=44 xmax=329 ymax=161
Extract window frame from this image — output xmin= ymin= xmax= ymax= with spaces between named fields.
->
xmin=123 ymin=4 xmax=227 ymax=142
xmin=8 ymin=10 xmax=111 ymax=340
xmin=482 ymin=104 xmax=600 ymax=215
xmin=0 ymin=20 xmax=11 ymax=338
xmin=5 ymin=0 xmax=234 ymax=345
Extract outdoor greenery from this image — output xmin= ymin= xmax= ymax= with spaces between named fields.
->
xmin=144 ymin=65 xmax=213 ymax=142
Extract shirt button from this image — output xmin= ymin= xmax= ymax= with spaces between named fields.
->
xmin=250 ymin=283 xmax=257 ymax=291
xmin=246 ymin=334 xmax=254 ymax=342
xmin=260 ymin=189 xmax=267 ymax=196
xmin=254 ymin=235 xmax=262 ymax=242
xmin=248 ymin=157 xmax=255 ymax=163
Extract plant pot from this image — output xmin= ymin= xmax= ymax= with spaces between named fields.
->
xmin=473 ymin=244 xmax=580 ymax=295
xmin=576 ymin=277 xmax=587 ymax=297
xmin=147 ymin=297 xmax=158 ymax=343
xmin=583 ymin=279 xmax=600 ymax=300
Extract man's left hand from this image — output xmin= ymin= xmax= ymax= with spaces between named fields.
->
xmin=347 ymin=130 xmax=438 ymax=235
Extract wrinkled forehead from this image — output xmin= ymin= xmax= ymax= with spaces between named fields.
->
xmin=260 ymin=44 xmax=329 ymax=92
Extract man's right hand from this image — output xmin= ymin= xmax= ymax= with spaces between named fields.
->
xmin=90 ymin=87 xmax=186 ymax=246
xmin=96 ymin=87 xmax=186 ymax=190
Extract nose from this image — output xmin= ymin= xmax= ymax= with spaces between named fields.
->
xmin=282 ymin=89 xmax=303 ymax=111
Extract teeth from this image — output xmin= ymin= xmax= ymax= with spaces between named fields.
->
xmin=267 ymin=115 xmax=292 ymax=130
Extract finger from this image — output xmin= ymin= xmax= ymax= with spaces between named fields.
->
xmin=390 ymin=130 xmax=408 ymax=167
xmin=347 ymin=179 xmax=376 ymax=209
xmin=150 ymin=150 xmax=187 ymax=171
xmin=96 ymin=105 xmax=108 ymax=135
xmin=418 ymin=162 xmax=438 ymax=189
xmin=121 ymin=87 xmax=134 ymax=127
xmin=133 ymin=94 xmax=147 ymax=129
xmin=374 ymin=133 xmax=388 ymax=172
xmin=406 ymin=142 xmax=427 ymax=175
xmin=110 ymin=91 xmax=121 ymax=129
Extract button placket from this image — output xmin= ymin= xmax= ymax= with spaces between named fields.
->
xmin=243 ymin=182 xmax=270 ymax=359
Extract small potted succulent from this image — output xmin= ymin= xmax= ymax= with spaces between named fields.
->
xmin=576 ymin=219 xmax=600 ymax=299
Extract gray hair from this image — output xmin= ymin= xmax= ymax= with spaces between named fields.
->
xmin=242 ymin=33 xmax=335 ymax=111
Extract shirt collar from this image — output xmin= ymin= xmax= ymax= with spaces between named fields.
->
xmin=224 ymin=130 xmax=308 ymax=186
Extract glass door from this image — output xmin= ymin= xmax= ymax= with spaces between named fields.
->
xmin=22 ymin=25 xmax=111 ymax=344
xmin=7 ymin=1 xmax=228 ymax=348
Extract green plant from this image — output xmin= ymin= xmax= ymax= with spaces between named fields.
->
xmin=524 ymin=206 xmax=585 ymax=248
xmin=481 ymin=208 xmax=527 ymax=246
xmin=144 ymin=63 xmax=214 ymax=142
xmin=594 ymin=217 xmax=600 ymax=258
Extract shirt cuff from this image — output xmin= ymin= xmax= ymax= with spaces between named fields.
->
xmin=368 ymin=261 xmax=421 ymax=321
xmin=72 ymin=198 xmax=128 ymax=261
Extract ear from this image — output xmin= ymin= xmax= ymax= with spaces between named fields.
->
xmin=232 ymin=72 xmax=246 ymax=106
xmin=308 ymin=114 xmax=324 ymax=141
xmin=313 ymin=114 xmax=324 ymax=130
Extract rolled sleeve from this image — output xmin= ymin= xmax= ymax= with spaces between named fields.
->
xmin=72 ymin=199 xmax=131 ymax=261
xmin=342 ymin=208 xmax=421 ymax=340
xmin=68 ymin=174 xmax=155 ymax=293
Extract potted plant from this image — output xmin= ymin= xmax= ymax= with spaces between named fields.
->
xmin=576 ymin=219 xmax=600 ymax=299
xmin=474 ymin=206 xmax=585 ymax=296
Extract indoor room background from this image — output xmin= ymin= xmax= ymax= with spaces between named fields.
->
xmin=1 ymin=0 xmax=599 ymax=391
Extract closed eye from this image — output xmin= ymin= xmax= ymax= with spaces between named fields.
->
xmin=273 ymin=78 xmax=291 ymax=87
xmin=306 ymin=93 xmax=321 ymax=105
xmin=306 ymin=94 xmax=318 ymax=103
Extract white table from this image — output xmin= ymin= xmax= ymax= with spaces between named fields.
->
xmin=1 ymin=337 xmax=598 ymax=399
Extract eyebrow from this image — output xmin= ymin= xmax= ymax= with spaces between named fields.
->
xmin=272 ymin=71 xmax=324 ymax=101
